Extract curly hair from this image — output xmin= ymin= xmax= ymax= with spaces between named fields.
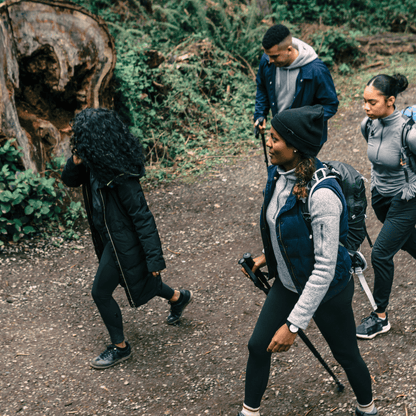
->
xmin=292 ymin=153 xmax=316 ymax=200
xmin=70 ymin=108 xmax=145 ymax=185
xmin=262 ymin=24 xmax=291 ymax=50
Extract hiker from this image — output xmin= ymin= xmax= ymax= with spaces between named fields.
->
xmin=61 ymin=108 xmax=193 ymax=369
xmin=253 ymin=24 xmax=338 ymax=145
xmin=356 ymin=74 xmax=416 ymax=339
xmin=238 ymin=105 xmax=377 ymax=416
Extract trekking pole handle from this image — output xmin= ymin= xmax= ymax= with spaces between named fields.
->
xmin=242 ymin=253 xmax=271 ymax=290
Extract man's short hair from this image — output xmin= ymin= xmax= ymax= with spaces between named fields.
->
xmin=262 ymin=24 xmax=291 ymax=50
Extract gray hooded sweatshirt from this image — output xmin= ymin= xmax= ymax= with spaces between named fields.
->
xmin=275 ymin=37 xmax=318 ymax=114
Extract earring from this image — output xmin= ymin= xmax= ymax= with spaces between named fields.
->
xmin=294 ymin=150 xmax=298 ymax=153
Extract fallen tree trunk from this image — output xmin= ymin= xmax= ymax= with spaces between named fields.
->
xmin=357 ymin=32 xmax=416 ymax=55
xmin=0 ymin=0 xmax=116 ymax=173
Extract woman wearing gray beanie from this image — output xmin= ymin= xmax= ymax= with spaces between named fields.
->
xmin=237 ymin=105 xmax=376 ymax=416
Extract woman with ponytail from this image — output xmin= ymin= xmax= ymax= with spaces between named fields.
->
xmin=237 ymin=105 xmax=376 ymax=416
xmin=356 ymin=74 xmax=416 ymax=339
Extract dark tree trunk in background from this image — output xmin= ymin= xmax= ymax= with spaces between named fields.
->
xmin=255 ymin=0 xmax=272 ymax=17
xmin=0 ymin=0 xmax=116 ymax=173
xmin=357 ymin=33 xmax=416 ymax=55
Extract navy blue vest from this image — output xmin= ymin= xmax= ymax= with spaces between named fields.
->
xmin=260 ymin=159 xmax=351 ymax=303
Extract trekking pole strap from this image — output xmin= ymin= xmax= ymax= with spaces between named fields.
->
xmin=355 ymin=270 xmax=377 ymax=311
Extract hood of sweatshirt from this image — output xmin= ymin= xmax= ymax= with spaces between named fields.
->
xmin=285 ymin=37 xmax=318 ymax=70
xmin=274 ymin=37 xmax=318 ymax=97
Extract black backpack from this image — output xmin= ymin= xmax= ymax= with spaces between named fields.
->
xmin=364 ymin=107 xmax=416 ymax=182
xmin=301 ymin=161 xmax=372 ymax=252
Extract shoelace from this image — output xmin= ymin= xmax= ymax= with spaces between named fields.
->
xmin=361 ymin=313 xmax=378 ymax=324
xmin=99 ymin=346 xmax=118 ymax=359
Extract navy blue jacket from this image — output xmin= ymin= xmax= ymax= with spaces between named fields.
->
xmin=254 ymin=53 xmax=339 ymax=144
xmin=260 ymin=159 xmax=351 ymax=303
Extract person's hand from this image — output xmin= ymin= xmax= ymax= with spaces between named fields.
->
xmin=73 ymin=155 xmax=83 ymax=165
xmin=241 ymin=253 xmax=266 ymax=278
xmin=267 ymin=323 xmax=298 ymax=353
xmin=252 ymin=254 xmax=266 ymax=273
xmin=152 ymin=271 xmax=161 ymax=277
xmin=254 ymin=118 xmax=266 ymax=135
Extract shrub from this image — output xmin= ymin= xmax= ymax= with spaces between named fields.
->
xmin=0 ymin=139 xmax=86 ymax=245
xmin=310 ymin=28 xmax=362 ymax=68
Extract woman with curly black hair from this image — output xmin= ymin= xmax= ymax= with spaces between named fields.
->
xmin=62 ymin=108 xmax=193 ymax=369
xmin=237 ymin=105 xmax=376 ymax=416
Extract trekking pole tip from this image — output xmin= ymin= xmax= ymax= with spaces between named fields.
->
xmin=336 ymin=382 xmax=345 ymax=393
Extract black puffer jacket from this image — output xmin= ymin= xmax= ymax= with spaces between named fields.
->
xmin=61 ymin=156 xmax=166 ymax=307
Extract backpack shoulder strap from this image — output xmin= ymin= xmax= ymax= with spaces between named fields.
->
xmin=301 ymin=167 xmax=337 ymax=223
xmin=401 ymin=107 xmax=415 ymax=148
xmin=364 ymin=117 xmax=372 ymax=142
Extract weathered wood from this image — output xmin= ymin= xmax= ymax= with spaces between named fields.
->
xmin=357 ymin=33 xmax=416 ymax=56
xmin=0 ymin=0 xmax=116 ymax=173
xmin=255 ymin=0 xmax=272 ymax=17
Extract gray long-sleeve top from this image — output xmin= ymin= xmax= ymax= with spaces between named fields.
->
xmin=266 ymin=167 xmax=342 ymax=329
xmin=361 ymin=110 xmax=416 ymax=200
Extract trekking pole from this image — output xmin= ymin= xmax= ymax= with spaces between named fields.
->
xmin=239 ymin=253 xmax=345 ymax=393
xmin=254 ymin=117 xmax=268 ymax=170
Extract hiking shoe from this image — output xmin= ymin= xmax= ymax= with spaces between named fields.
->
xmin=356 ymin=407 xmax=378 ymax=415
xmin=356 ymin=312 xmax=390 ymax=339
xmin=167 ymin=289 xmax=193 ymax=325
xmin=90 ymin=342 xmax=132 ymax=369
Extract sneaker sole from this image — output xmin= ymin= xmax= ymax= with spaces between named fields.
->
xmin=356 ymin=322 xmax=391 ymax=339
xmin=90 ymin=353 xmax=132 ymax=370
xmin=167 ymin=291 xmax=194 ymax=325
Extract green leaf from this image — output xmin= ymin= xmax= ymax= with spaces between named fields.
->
xmin=25 ymin=205 xmax=34 ymax=215
xmin=13 ymin=218 xmax=22 ymax=227
xmin=0 ymin=190 xmax=13 ymax=203
xmin=1 ymin=203 xmax=10 ymax=214
xmin=23 ymin=225 xmax=36 ymax=234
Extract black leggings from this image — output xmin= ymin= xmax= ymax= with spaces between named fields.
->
xmin=91 ymin=242 xmax=174 ymax=344
xmin=244 ymin=277 xmax=372 ymax=408
xmin=371 ymin=188 xmax=416 ymax=313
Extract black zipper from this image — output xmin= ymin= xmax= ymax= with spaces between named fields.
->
xmin=99 ymin=189 xmax=136 ymax=307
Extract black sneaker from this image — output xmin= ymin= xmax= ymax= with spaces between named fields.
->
xmin=90 ymin=342 xmax=132 ymax=369
xmin=356 ymin=311 xmax=390 ymax=339
xmin=356 ymin=407 xmax=378 ymax=415
xmin=167 ymin=289 xmax=193 ymax=325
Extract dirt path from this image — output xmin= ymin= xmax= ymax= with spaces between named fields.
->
xmin=1 ymin=93 xmax=416 ymax=416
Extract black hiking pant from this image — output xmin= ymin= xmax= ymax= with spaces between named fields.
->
xmin=244 ymin=277 xmax=373 ymax=408
xmin=371 ymin=188 xmax=416 ymax=313
xmin=91 ymin=242 xmax=174 ymax=344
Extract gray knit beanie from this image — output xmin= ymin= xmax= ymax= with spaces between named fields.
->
xmin=270 ymin=105 xmax=324 ymax=157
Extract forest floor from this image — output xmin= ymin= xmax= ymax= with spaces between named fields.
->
xmin=1 ymin=91 xmax=416 ymax=416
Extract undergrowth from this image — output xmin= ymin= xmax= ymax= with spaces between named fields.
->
xmin=0 ymin=140 xmax=86 ymax=246
xmin=5 ymin=0 xmax=416 ymax=244
xmin=63 ymin=0 xmax=416 ymax=184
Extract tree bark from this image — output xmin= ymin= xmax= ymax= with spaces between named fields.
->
xmin=0 ymin=0 xmax=116 ymax=173
xmin=255 ymin=0 xmax=272 ymax=18
xmin=357 ymin=33 xmax=416 ymax=56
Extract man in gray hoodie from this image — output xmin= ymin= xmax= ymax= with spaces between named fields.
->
xmin=254 ymin=24 xmax=339 ymax=145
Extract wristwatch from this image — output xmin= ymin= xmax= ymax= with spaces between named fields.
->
xmin=286 ymin=320 xmax=299 ymax=333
